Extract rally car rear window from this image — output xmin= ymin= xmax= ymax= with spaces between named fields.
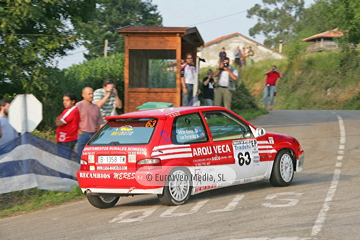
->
xmin=87 ymin=118 xmax=157 ymax=145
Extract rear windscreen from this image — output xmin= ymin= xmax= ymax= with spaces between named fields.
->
xmin=88 ymin=118 xmax=158 ymax=145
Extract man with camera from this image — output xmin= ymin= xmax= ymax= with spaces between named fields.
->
xmin=263 ymin=65 xmax=282 ymax=110
xmin=93 ymin=79 xmax=122 ymax=120
xmin=213 ymin=57 xmax=238 ymax=110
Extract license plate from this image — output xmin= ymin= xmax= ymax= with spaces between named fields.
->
xmin=98 ymin=156 xmax=126 ymax=164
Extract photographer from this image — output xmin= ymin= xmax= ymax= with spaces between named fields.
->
xmin=263 ymin=65 xmax=282 ymax=110
xmin=213 ymin=57 xmax=238 ymax=110
xmin=93 ymin=79 xmax=122 ymax=120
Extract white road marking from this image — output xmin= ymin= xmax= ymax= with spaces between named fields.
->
xmin=335 ymin=162 xmax=342 ymax=167
xmin=311 ymin=114 xmax=345 ymax=237
xmin=160 ymin=199 xmax=209 ymax=217
xmin=262 ymin=192 xmax=302 ymax=208
xmin=208 ymin=195 xmax=244 ymax=213
xmin=109 ymin=206 xmax=160 ymax=223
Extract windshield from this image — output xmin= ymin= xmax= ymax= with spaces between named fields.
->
xmin=88 ymin=118 xmax=158 ymax=145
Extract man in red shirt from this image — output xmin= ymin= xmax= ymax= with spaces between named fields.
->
xmin=263 ymin=65 xmax=282 ymax=110
xmin=56 ymin=92 xmax=80 ymax=150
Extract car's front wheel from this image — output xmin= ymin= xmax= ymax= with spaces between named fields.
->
xmin=87 ymin=195 xmax=120 ymax=209
xmin=158 ymin=168 xmax=192 ymax=206
xmin=270 ymin=149 xmax=294 ymax=186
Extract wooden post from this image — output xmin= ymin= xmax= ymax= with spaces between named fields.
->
xmin=104 ymin=39 xmax=108 ymax=57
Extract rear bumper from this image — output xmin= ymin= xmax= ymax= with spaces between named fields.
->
xmin=81 ymin=187 xmax=163 ymax=195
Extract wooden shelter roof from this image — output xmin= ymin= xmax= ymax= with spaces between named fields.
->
xmin=302 ymin=28 xmax=344 ymax=42
xmin=118 ymin=26 xmax=204 ymax=47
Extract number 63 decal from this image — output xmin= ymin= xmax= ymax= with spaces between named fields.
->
xmin=238 ymin=151 xmax=251 ymax=166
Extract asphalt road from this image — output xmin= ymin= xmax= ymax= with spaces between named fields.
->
xmin=1 ymin=110 xmax=359 ymax=240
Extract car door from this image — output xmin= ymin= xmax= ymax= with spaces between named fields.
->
xmin=202 ymin=110 xmax=263 ymax=180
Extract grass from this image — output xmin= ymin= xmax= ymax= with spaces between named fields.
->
xmin=238 ymin=50 xmax=360 ymax=110
xmin=0 ymin=186 xmax=85 ymax=218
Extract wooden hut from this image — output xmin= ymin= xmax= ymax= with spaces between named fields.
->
xmin=118 ymin=26 xmax=204 ymax=113
xmin=302 ymin=28 xmax=344 ymax=53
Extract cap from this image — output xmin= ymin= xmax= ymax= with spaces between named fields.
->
xmin=206 ymin=69 xmax=214 ymax=74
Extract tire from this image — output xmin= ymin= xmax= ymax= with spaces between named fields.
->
xmin=158 ymin=168 xmax=192 ymax=206
xmin=87 ymin=195 xmax=120 ymax=209
xmin=270 ymin=149 xmax=294 ymax=187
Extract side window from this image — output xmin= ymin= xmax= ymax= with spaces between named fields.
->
xmin=203 ymin=111 xmax=253 ymax=141
xmin=172 ymin=113 xmax=208 ymax=144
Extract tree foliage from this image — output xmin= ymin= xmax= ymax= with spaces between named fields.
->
xmin=0 ymin=0 xmax=96 ymax=82
xmin=247 ymin=0 xmax=305 ymax=47
xmin=77 ymin=0 xmax=163 ymax=60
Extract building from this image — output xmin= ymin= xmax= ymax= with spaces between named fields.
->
xmin=197 ymin=33 xmax=286 ymax=68
xmin=302 ymin=28 xmax=344 ymax=53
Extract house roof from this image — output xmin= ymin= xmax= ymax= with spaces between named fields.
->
xmin=302 ymin=28 xmax=344 ymax=42
xmin=200 ymin=32 xmax=286 ymax=57
xmin=118 ymin=26 xmax=204 ymax=47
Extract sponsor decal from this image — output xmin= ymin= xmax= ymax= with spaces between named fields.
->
xmin=192 ymin=144 xmax=231 ymax=156
xmin=97 ymin=166 xmax=128 ymax=170
xmin=79 ymin=173 xmax=110 ymax=179
xmin=128 ymin=154 xmax=136 ymax=163
xmin=268 ymin=137 xmax=274 ymax=144
xmin=165 ymin=111 xmax=180 ymax=118
xmin=194 ymin=184 xmax=217 ymax=193
xmin=113 ymin=172 xmax=136 ymax=180
xmin=233 ymin=139 xmax=260 ymax=165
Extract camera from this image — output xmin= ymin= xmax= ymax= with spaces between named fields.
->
xmin=109 ymin=87 xmax=114 ymax=93
xmin=223 ymin=62 xmax=229 ymax=68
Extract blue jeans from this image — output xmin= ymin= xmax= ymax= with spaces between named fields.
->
xmin=263 ymin=85 xmax=276 ymax=106
xmin=182 ymin=84 xmax=193 ymax=106
xmin=76 ymin=132 xmax=95 ymax=157
xmin=203 ymin=98 xmax=213 ymax=106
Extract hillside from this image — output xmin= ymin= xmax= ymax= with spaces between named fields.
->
xmin=219 ymin=51 xmax=360 ymax=110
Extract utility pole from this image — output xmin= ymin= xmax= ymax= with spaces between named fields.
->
xmin=104 ymin=39 xmax=108 ymax=57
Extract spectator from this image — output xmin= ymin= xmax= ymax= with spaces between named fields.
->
xmin=55 ymin=92 xmax=80 ymax=150
xmin=76 ymin=87 xmax=104 ymax=157
xmin=246 ymin=46 xmax=255 ymax=66
xmin=0 ymin=99 xmax=18 ymax=145
xmin=181 ymin=53 xmax=196 ymax=106
xmin=263 ymin=65 xmax=282 ymax=110
xmin=202 ymin=69 xmax=215 ymax=106
xmin=218 ymin=47 xmax=227 ymax=65
xmin=234 ymin=46 xmax=243 ymax=66
xmin=241 ymin=47 xmax=247 ymax=66
xmin=213 ymin=57 xmax=239 ymax=110
xmin=93 ymin=79 xmax=122 ymax=120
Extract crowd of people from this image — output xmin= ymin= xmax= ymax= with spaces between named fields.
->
xmin=55 ymin=79 xmax=122 ymax=157
xmin=181 ymin=46 xmax=281 ymax=111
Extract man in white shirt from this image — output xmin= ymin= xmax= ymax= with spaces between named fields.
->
xmin=213 ymin=57 xmax=239 ymax=110
xmin=181 ymin=53 xmax=196 ymax=106
xmin=0 ymin=99 xmax=18 ymax=145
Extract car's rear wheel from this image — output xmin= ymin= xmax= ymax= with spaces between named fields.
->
xmin=270 ymin=149 xmax=294 ymax=186
xmin=87 ymin=195 xmax=120 ymax=209
xmin=158 ymin=168 xmax=192 ymax=206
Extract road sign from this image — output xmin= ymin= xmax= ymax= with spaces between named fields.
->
xmin=8 ymin=94 xmax=43 ymax=133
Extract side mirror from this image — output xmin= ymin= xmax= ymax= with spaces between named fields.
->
xmin=255 ymin=128 xmax=266 ymax=137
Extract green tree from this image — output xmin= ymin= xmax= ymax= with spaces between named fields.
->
xmin=0 ymin=0 xmax=96 ymax=83
xmin=78 ymin=0 xmax=162 ymax=60
xmin=247 ymin=0 xmax=305 ymax=47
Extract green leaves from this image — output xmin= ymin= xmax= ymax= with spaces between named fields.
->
xmin=247 ymin=0 xmax=305 ymax=47
xmin=77 ymin=0 xmax=162 ymax=60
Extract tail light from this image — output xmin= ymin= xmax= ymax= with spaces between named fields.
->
xmin=80 ymin=154 xmax=90 ymax=171
xmin=136 ymin=158 xmax=161 ymax=170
